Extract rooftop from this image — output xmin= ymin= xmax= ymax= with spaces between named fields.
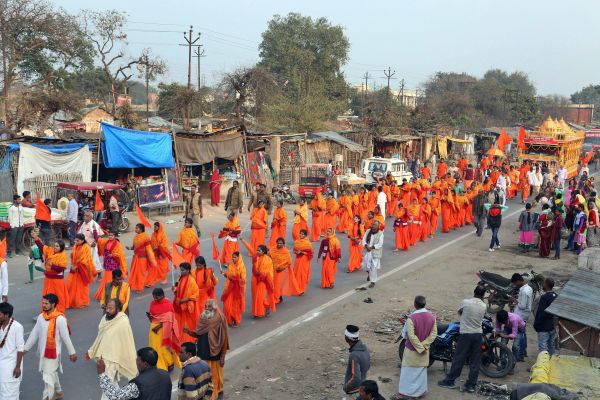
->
xmin=546 ymin=269 xmax=600 ymax=329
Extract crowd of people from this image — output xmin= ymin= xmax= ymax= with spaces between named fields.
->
xmin=0 ymin=153 xmax=596 ymax=399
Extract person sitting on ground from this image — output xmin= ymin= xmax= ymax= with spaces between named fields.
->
xmin=359 ymin=380 xmax=386 ymax=400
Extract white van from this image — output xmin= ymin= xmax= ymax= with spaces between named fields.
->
xmin=361 ymin=157 xmax=413 ymax=186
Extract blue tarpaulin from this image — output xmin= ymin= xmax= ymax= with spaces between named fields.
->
xmin=101 ymin=122 xmax=174 ymax=169
xmin=6 ymin=143 xmax=95 ymax=153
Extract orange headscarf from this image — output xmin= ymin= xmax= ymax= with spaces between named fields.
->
xmin=270 ymin=246 xmax=292 ymax=272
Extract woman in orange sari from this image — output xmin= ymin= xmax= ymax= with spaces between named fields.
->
xmin=151 ymin=222 xmax=171 ymax=286
xmin=324 ymin=194 xmax=339 ymax=232
xmin=219 ymin=212 xmax=241 ymax=265
xmin=319 ymin=227 xmax=341 ymax=289
xmin=221 ymin=251 xmax=246 ymax=327
xmin=358 ymin=188 xmax=369 ymax=223
xmin=394 ymin=204 xmax=411 ymax=251
xmin=440 ymin=189 xmax=453 ymax=233
xmin=192 ymin=256 xmax=218 ymax=316
xmin=250 ymin=200 xmax=268 ymax=251
xmin=368 ymin=186 xmax=377 ymax=211
xmin=429 ymin=191 xmax=441 ymax=237
xmin=173 ymin=262 xmax=199 ymax=342
xmin=309 ymin=193 xmax=326 ymax=241
xmin=67 ymin=233 xmax=97 ymax=309
xmin=270 ymin=238 xmax=300 ymax=303
xmin=337 ymin=191 xmax=352 ymax=234
xmin=252 ymin=245 xmax=276 ymax=318
xmin=127 ymin=223 xmax=157 ymax=293
xmin=401 ymin=181 xmax=412 ymax=209
xmin=293 ymin=229 xmax=314 ymax=294
xmin=94 ymin=230 xmax=127 ymax=300
xmin=408 ymin=199 xmax=421 ymax=245
xmin=388 ymin=183 xmax=400 ymax=218
xmin=269 ymin=200 xmax=288 ymax=247
xmin=175 ymin=218 xmax=200 ymax=264
xmin=420 ymin=198 xmax=431 ymax=242
xmin=293 ymin=198 xmax=310 ymax=241
xmin=31 ymin=230 xmax=69 ymax=313
xmin=348 ymin=215 xmax=365 ymax=272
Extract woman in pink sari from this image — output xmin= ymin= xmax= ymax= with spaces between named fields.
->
xmin=209 ymin=169 xmax=222 ymax=206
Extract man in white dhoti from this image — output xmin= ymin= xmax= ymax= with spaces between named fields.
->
xmin=394 ymin=296 xmax=437 ymax=399
xmin=86 ymin=298 xmax=137 ymax=400
xmin=78 ymin=211 xmax=104 ymax=272
xmin=24 ymin=293 xmax=77 ymax=400
xmin=0 ymin=302 xmax=24 ymax=400
xmin=362 ymin=221 xmax=384 ymax=288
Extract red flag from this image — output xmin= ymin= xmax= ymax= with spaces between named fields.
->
xmin=135 ymin=203 xmax=151 ymax=228
xmin=496 ymin=128 xmax=512 ymax=153
xmin=210 ymin=232 xmax=220 ymax=261
xmin=0 ymin=237 xmax=6 ymax=259
xmin=94 ymin=190 xmax=105 ymax=211
xmin=171 ymin=241 xmax=187 ymax=268
xmin=517 ymin=127 xmax=527 ymax=150
xmin=34 ymin=195 xmax=51 ymax=222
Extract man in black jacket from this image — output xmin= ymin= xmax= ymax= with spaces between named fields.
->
xmin=487 ymin=201 xmax=502 ymax=252
xmin=534 ymin=278 xmax=557 ymax=355
xmin=472 ymin=189 xmax=487 ymax=237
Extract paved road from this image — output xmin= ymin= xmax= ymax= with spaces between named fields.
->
xmin=9 ymin=195 xmax=530 ymax=399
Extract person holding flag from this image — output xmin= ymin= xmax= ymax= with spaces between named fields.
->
xmin=192 ymin=256 xmax=218 ymax=316
xmin=94 ymin=230 xmax=128 ymax=301
xmin=269 ymin=237 xmax=300 ymax=304
xmin=31 ymin=230 xmax=69 ymax=313
xmin=172 ymin=262 xmax=199 ymax=342
xmin=176 ymin=218 xmax=201 ymax=265
xmin=66 ymin=233 xmax=96 ymax=309
xmin=269 ymin=200 xmax=288 ymax=247
xmin=150 ymin=222 xmax=171 ymax=286
xmin=35 ymin=196 xmax=52 ymax=245
xmin=127 ymin=223 xmax=157 ymax=293
xmin=219 ymin=213 xmax=241 ymax=265
xmin=220 ymin=251 xmax=246 ymax=328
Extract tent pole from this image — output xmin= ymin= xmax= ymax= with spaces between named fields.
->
xmin=171 ymin=130 xmax=183 ymax=202
xmin=242 ymin=127 xmax=252 ymax=197
xmin=96 ymin=130 xmax=101 ymax=182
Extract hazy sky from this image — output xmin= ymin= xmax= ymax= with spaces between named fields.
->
xmin=54 ymin=0 xmax=600 ymax=96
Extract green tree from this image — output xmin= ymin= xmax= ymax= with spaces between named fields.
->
xmin=259 ymin=13 xmax=350 ymax=102
xmin=571 ymin=84 xmax=600 ymax=111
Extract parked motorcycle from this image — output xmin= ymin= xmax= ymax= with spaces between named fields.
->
xmin=477 ymin=270 xmax=544 ymax=313
xmin=396 ymin=314 xmax=514 ymax=378
xmin=272 ymin=182 xmax=297 ymax=204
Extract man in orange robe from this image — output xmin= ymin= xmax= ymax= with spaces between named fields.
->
xmin=440 ymin=189 xmax=453 ymax=233
xmin=400 ymin=181 xmax=411 ymax=208
xmin=508 ymin=166 xmax=520 ymax=199
xmin=347 ymin=216 xmax=364 ymax=273
xmin=250 ymin=200 xmax=268 ymax=251
xmin=458 ymin=156 xmax=468 ymax=178
xmin=270 ymin=238 xmax=300 ymax=303
xmin=420 ymin=198 xmax=431 ymax=242
xmin=94 ymin=230 xmax=127 ymax=300
xmin=292 ymin=198 xmax=309 ymax=241
xmin=293 ymin=229 xmax=313 ymax=294
xmin=373 ymin=206 xmax=386 ymax=230
xmin=151 ymin=222 xmax=171 ymax=286
xmin=337 ymin=191 xmax=353 ymax=233
xmin=173 ymin=262 xmax=199 ymax=342
xmin=489 ymin=167 xmax=500 ymax=187
xmin=437 ymin=159 xmax=448 ymax=179
xmin=309 ymin=193 xmax=326 ymax=241
xmin=394 ymin=205 xmax=411 ymax=251
xmin=364 ymin=211 xmax=375 ymax=231
xmin=357 ymin=188 xmax=369 ymax=223
xmin=67 ymin=233 xmax=97 ymax=309
xmin=269 ymin=200 xmax=288 ymax=247
xmin=219 ymin=213 xmax=241 ymax=265
xmin=220 ymin=251 xmax=246 ymax=327
xmin=176 ymin=218 xmax=200 ymax=265
xmin=192 ymin=256 xmax=218 ymax=316
xmin=32 ymin=230 xmax=69 ymax=312
xmin=388 ymin=183 xmax=401 ymax=218
xmin=429 ymin=192 xmax=441 ymax=237
xmin=127 ymin=223 xmax=157 ymax=293
xmin=408 ymin=199 xmax=421 ymax=245
xmin=319 ymin=228 xmax=341 ymax=289
xmin=421 ymin=164 xmax=431 ymax=180
xmin=252 ymin=245 xmax=276 ymax=318
xmin=324 ymin=194 xmax=340 ymax=232
xmin=367 ymin=186 xmax=377 ymax=212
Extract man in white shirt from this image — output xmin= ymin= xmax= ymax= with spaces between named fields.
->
xmin=557 ymin=165 xmax=567 ymax=190
xmin=24 ymin=293 xmax=77 ymax=400
xmin=0 ymin=302 xmax=24 ymax=400
xmin=66 ymin=193 xmax=78 ymax=247
xmin=0 ymin=256 xmax=7 ymax=303
xmin=511 ymin=273 xmax=533 ymax=361
xmin=78 ymin=211 xmax=104 ymax=272
xmin=495 ymin=172 xmax=510 ymax=206
xmin=362 ymin=221 xmax=384 ymax=288
xmin=527 ymin=167 xmax=540 ymax=197
xmin=376 ymin=186 xmax=387 ymax=218
xmin=7 ymin=195 xmax=24 ymax=258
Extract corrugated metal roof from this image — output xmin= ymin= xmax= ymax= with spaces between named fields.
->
xmin=310 ymin=131 xmax=366 ymax=152
xmin=376 ymin=135 xmax=421 ymax=143
xmin=546 ymin=269 xmax=600 ymax=328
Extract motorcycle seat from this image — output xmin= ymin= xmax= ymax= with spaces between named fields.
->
xmin=480 ymin=271 xmax=511 ymax=289
xmin=437 ymin=323 xmax=449 ymax=334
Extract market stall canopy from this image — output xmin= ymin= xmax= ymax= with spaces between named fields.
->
xmin=446 ymin=137 xmax=472 ymax=144
xmin=310 ymin=131 xmax=366 ymax=152
xmin=175 ymin=129 xmax=244 ymax=165
xmin=101 ymin=122 xmax=174 ymax=168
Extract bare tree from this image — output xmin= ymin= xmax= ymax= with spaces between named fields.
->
xmin=81 ymin=9 xmax=140 ymax=115
xmin=137 ymin=48 xmax=167 ymax=125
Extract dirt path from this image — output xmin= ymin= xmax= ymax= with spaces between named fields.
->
xmin=222 ymin=216 xmax=578 ymax=400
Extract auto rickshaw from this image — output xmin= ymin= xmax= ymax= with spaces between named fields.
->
xmin=297 ymin=163 xmax=328 ymax=199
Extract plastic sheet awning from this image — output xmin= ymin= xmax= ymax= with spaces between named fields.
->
xmin=101 ymin=122 xmax=174 ymax=169
xmin=5 ymin=143 xmax=96 ymax=153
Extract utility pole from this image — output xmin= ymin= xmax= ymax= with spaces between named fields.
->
xmin=383 ymin=67 xmax=396 ymax=98
xmin=398 ymin=78 xmax=405 ymax=106
xmin=179 ymin=26 xmax=201 ymax=130
xmin=362 ymin=72 xmax=371 ymax=121
xmin=194 ymin=46 xmax=206 ymax=121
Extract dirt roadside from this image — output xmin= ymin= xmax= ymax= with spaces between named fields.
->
xmin=220 ymin=219 xmax=578 ymax=400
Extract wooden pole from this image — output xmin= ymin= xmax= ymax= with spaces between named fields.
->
xmin=242 ymin=127 xmax=252 ymax=197
xmin=96 ymin=130 xmax=102 ymax=182
xmin=171 ymin=130 xmax=183 ymax=202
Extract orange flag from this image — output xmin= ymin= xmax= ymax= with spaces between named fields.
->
xmin=496 ymin=128 xmax=512 ymax=153
xmin=94 ymin=190 xmax=105 ymax=211
xmin=172 ymin=241 xmax=187 ymax=268
xmin=135 ymin=203 xmax=151 ymax=228
xmin=0 ymin=237 xmax=6 ymax=259
xmin=517 ymin=127 xmax=527 ymax=150
xmin=583 ymin=149 xmax=594 ymax=165
xmin=34 ymin=195 xmax=51 ymax=222
xmin=210 ymin=232 xmax=220 ymax=261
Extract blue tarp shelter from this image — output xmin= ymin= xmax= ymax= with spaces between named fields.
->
xmin=101 ymin=122 xmax=174 ymax=169
xmin=5 ymin=143 xmax=95 ymax=154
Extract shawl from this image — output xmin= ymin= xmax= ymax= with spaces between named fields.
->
xmin=293 ymin=238 xmax=314 ymax=259
xmin=251 ymin=207 xmax=268 ymax=229
xmin=196 ymin=309 xmax=229 ymax=360
xmin=293 ymin=203 xmax=309 ymax=224
xmin=220 ymin=217 xmax=241 ymax=238
xmin=151 ymin=223 xmax=172 ymax=260
xmin=409 ymin=203 xmax=421 ymax=218
xmin=71 ymin=243 xmax=96 ymax=285
xmin=87 ymin=312 xmax=137 ymax=380
xmin=177 ymin=228 xmax=200 ymax=258
xmin=43 ymin=310 xmax=65 ymax=359
xmin=270 ymin=246 xmax=292 ymax=272
xmin=150 ymin=299 xmax=181 ymax=354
